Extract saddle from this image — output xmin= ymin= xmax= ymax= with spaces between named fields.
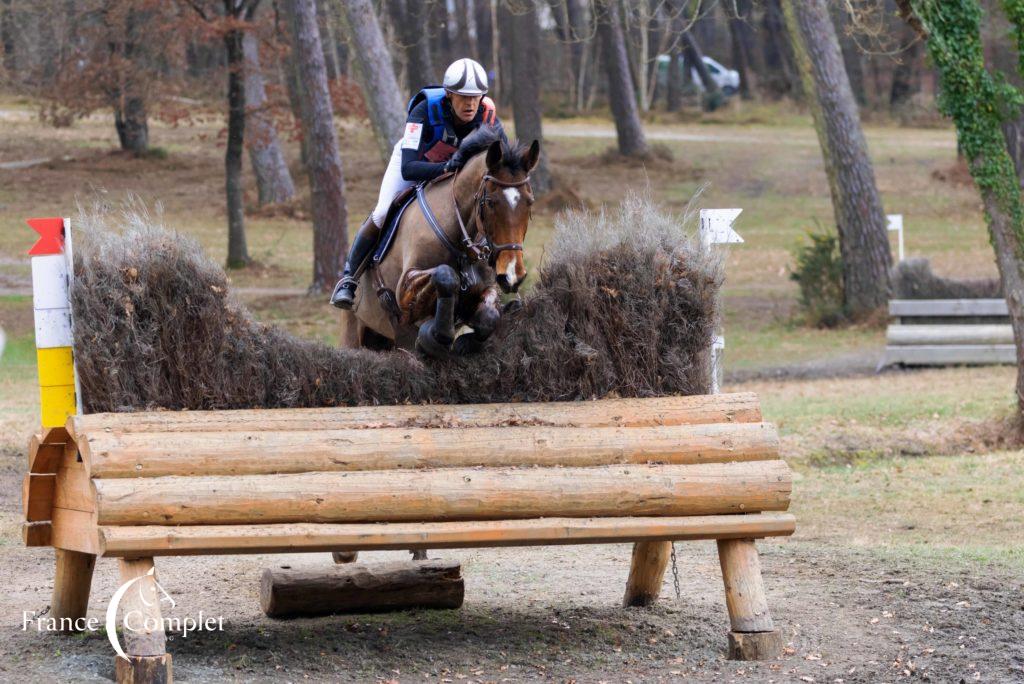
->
xmin=371 ymin=184 xmax=419 ymax=266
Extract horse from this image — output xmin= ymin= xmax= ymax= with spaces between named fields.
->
xmin=340 ymin=127 xmax=540 ymax=358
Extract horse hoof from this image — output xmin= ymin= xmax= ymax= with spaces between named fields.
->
xmin=416 ymin=321 xmax=453 ymax=359
xmin=452 ymin=334 xmax=484 ymax=355
xmin=502 ymin=298 xmax=523 ymax=316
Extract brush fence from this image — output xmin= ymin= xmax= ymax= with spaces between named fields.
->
xmin=24 ymin=392 xmax=794 ymax=681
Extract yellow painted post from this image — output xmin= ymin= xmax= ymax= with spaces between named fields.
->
xmin=28 ymin=217 xmax=78 ymax=429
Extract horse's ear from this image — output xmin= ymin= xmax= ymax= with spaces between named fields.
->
xmin=525 ymin=139 xmax=541 ymax=173
xmin=486 ymin=140 xmax=503 ymax=172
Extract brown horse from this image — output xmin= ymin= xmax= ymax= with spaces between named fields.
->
xmin=340 ymin=128 xmax=539 ymax=357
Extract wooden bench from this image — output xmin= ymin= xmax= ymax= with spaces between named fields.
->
xmin=23 ymin=392 xmax=794 ymax=682
xmin=881 ymin=298 xmax=1015 ymax=368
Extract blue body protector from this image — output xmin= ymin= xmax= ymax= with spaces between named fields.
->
xmin=407 ymin=87 xmax=450 ymax=150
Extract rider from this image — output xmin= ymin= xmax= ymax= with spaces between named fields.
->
xmin=331 ymin=57 xmax=508 ymax=309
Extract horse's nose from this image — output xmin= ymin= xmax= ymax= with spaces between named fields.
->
xmin=496 ymin=272 xmax=524 ymax=294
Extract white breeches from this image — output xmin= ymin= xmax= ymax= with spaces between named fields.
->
xmin=371 ymin=141 xmax=416 ymax=227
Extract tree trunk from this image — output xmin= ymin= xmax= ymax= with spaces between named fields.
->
xmin=1 ymin=0 xmax=15 ymax=76
xmin=281 ymin=0 xmax=348 ymax=293
xmin=682 ymin=30 xmax=723 ymax=111
xmin=114 ymin=97 xmax=149 ymax=155
xmin=340 ymin=0 xmax=406 ymax=163
xmin=387 ymin=0 xmax=436 ymax=92
xmin=499 ymin=0 xmax=551 ymax=194
xmin=243 ymin=32 xmax=296 ymax=206
xmin=112 ymin=6 xmax=149 ymax=156
xmin=595 ymin=0 xmax=648 ymax=157
xmin=832 ymin=4 xmax=867 ymax=107
xmin=474 ymin=0 xmax=494 ymax=70
xmin=901 ymin=0 xmax=1024 ymax=411
xmin=223 ymin=27 xmax=250 ymax=269
xmin=783 ymin=0 xmax=891 ymax=317
xmin=727 ymin=0 xmax=758 ymax=100
xmin=890 ymin=20 xmax=923 ymax=111
xmin=762 ymin=0 xmax=799 ymax=99
xmin=430 ymin=0 xmax=453 ymax=70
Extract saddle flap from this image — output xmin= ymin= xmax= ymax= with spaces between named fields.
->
xmin=373 ymin=186 xmax=419 ymax=264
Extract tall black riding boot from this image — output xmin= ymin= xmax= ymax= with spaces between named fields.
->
xmin=331 ymin=215 xmax=382 ymax=309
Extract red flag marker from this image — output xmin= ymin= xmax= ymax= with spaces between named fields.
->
xmin=27 ymin=217 xmax=65 ymax=256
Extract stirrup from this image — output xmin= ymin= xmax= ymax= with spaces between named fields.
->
xmin=330 ymin=276 xmax=359 ymax=309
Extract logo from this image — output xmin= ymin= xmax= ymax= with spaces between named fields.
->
xmin=106 ymin=567 xmax=175 ymax=660
xmin=23 ymin=567 xmax=224 ymax=653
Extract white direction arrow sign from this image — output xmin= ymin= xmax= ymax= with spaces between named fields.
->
xmin=699 ymin=208 xmax=744 ymax=246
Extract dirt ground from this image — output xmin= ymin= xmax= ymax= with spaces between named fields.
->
xmin=1 ymin=474 xmax=1021 ymax=683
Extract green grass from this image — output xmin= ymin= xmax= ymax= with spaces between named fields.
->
xmin=748 ymin=366 xmax=1018 ymax=434
xmin=794 ymin=450 xmax=1024 ymax=571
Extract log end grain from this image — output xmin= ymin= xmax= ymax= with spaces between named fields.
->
xmin=727 ymin=630 xmax=783 ymax=661
xmin=114 ymin=654 xmax=172 ymax=684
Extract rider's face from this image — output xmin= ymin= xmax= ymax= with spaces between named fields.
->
xmin=449 ymin=93 xmax=482 ymax=123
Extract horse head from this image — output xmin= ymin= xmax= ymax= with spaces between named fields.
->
xmin=453 ymin=129 xmax=541 ymax=293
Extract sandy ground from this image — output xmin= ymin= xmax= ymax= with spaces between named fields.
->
xmin=1 ymin=446 xmax=1021 ymax=684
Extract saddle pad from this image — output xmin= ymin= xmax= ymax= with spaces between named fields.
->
xmin=373 ymin=185 xmax=421 ymax=265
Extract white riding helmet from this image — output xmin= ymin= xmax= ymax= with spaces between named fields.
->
xmin=443 ymin=58 xmax=489 ymax=96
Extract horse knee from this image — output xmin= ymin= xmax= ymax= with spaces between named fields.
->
xmin=432 ymin=265 xmax=459 ymax=297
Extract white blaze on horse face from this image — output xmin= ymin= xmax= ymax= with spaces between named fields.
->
xmin=504 ymin=257 xmax=517 ymax=286
xmin=502 ymin=187 xmax=520 ymax=209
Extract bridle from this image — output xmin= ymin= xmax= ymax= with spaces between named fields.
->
xmin=451 ymin=169 xmax=531 ymax=269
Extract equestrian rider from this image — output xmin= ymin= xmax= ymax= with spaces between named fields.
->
xmin=331 ymin=57 xmax=508 ymax=309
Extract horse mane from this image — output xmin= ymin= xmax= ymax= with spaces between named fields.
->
xmin=454 ymin=125 xmax=532 ymax=175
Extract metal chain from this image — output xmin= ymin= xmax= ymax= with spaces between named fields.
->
xmin=670 ymin=542 xmax=681 ymax=600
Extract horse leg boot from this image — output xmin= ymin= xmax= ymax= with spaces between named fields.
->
xmin=416 ymin=265 xmax=459 ymax=357
xmin=331 ymin=214 xmax=381 ymax=309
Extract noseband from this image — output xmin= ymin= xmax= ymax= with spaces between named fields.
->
xmin=452 ymin=170 xmax=530 ymax=268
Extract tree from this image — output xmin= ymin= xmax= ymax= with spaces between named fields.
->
xmin=339 ymin=0 xmax=405 ymax=163
xmin=280 ymin=0 xmax=347 ymax=293
xmin=782 ymin=0 xmax=891 ymax=318
xmin=499 ymin=0 xmax=551 ymax=193
xmin=183 ymin=0 xmax=263 ymax=269
xmin=889 ymin=18 xmax=924 ymax=112
xmin=386 ymin=0 xmax=436 ymax=93
xmin=762 ymin=0 xmax=799 ymax=99
xmin=2 ymin=0 xmax=17 ymax=78
xmin=595 ymin=0 xmax=648 ymax=157
xmin=681 ymin=25 xmax=724 ymax=111
xmin=242 ymin=30 xmax=296 ymax=205
xmin=726 ymin=0 xmax=758 ymax=100
xmin=897 ymin=0 xmax=1024 ymax=412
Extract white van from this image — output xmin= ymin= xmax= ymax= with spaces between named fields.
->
xmin=656 ymin=55 xmax=741 ymax=96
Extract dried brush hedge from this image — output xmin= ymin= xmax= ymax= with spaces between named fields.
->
xmin=71 ymin=194 xmax=721 ymax=413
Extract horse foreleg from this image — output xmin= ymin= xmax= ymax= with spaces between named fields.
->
xmin=416 ymin=264 xmax=459 ymax=358
xmin=453 ymin=287 xmax=501 ymax=355
xmin=338 ymin=308 xmax=361 ymax=349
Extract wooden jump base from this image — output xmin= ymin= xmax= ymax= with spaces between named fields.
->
xmin=881 ymin=298 xmax=1015 ymax=368
xmin=23 ymin=392 xmax=794 ymax=682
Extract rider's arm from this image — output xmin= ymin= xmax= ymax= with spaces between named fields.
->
xmin=400 ymin=100 xmax=448 ymax=182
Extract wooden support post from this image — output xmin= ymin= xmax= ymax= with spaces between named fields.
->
xmin=622 ymin=541 xmax=671 ymax=607
xmin=716 ymin=538 xmax=782 ymax=660
xmin=51 ymin=549 xmax=96 ymax=630
xmin=114 ymin=557 xmax=172 ymax=684
xmin=332 ymin=551 xmax=358 ymax=563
